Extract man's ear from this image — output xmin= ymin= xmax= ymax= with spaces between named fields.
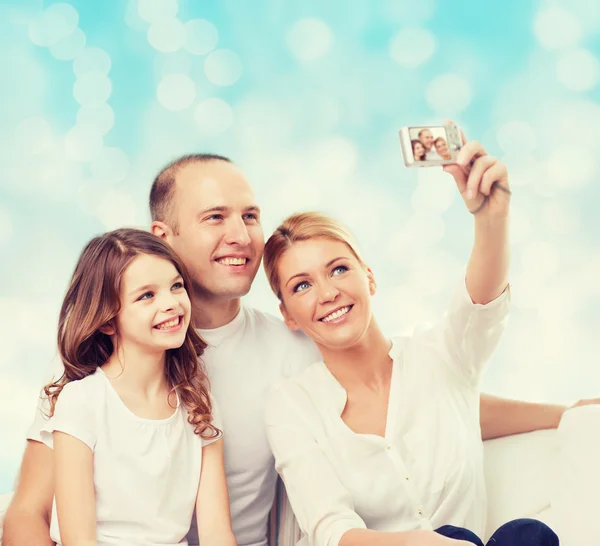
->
xmin=279 ymin=302 xmax=300 ymax=331
xmin=98 ymin=322 xmax=116 ymax=336
xmin=151 ymin=221 xmax=171 ymax=240
xmin=366 ymin=267 xmax=377 ymax=296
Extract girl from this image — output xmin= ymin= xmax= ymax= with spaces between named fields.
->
xmin=41 ymin=228 xmax=236 ymax=546
xmin=411 ymin=139 xmax=426 ymax=161
xmin=262 ymin=138 xmax=558 ymax=546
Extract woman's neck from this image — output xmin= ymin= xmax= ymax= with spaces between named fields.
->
xmin=318 ymin=318 xmax=392 ymax=389
xmin=101 ymin=341 xmax=168 ymax=396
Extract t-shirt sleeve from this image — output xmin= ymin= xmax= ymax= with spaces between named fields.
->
xmin=412 ymin=276 xmax=510 ymax=389
xmin=26 ymin=390 xmax=52 ymax=443
xmin=39 ymin=381 xmax=97 ymax=451
xmin=265 ymin=381 xmax=367 ymax=546
xmin=201 ymin=394 xmax=224 ymax=447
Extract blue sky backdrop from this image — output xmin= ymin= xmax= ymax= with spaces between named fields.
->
xmin=1 ymin=0 xmax=599 ymax=492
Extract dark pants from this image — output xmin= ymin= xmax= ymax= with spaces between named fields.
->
xmin=436 ymin=518 xmax=559 ymax=546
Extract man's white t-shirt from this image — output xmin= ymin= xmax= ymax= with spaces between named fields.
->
xmin=28 ymin=306 xmax=319 ymax=546
xmin=188 ymin=306 xmax=320 ymax=546
xmin=38 ymin=368 xmax=222 ymax=546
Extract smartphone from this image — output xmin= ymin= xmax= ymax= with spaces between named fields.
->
xmin=399 ymin=121 xmax=463 ymax=168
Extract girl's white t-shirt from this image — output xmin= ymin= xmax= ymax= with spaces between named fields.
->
xmin=40 ymin=368 xmax=222 ymax=546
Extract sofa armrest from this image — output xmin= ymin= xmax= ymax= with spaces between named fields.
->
xmin=483 ymin=429 xmax=558 ymax=539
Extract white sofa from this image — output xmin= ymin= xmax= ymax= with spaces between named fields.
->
xmin=0 ymin=424 xmax=583 ymax=545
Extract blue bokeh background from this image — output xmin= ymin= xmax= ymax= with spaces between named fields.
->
xmin=1 ymin=0 xmax=599 ymax=493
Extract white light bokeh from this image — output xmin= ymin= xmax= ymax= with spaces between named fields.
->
xmin=387 ymin=285 xmax=438 ymax=336
xmin=64 ymin=126 xmax=103 ymax=162
xmin=76 ymin=104 xmax=115 ymax=135
xmin=73 ymin=47 xmax=112 ymax=76
xmin=194 ymin=98 xmax=234 ymax=136
xmin=563 ymin=0 xmax=600 ymax=34
xmin=310 ymin=137 xmax=358 ymax=181
xmin=546 ymin=147 xmax=596 ymax=189
xmin=383 ymin=0 xmax=437 ymax=23
xmin=73 ymin=72 xmax=112 ymax=106
xmin=496 ymin=121 xmax=537 ymax=155
xmin=542 ymin=200 xmax=582 ymax=235
xmin=17 ymin=144 xmax=86 ymax=199
xmin=549 ymin=99 xmax=600 ymax=145
xmin=509 ymin=206 xmax=532 ymax=246
xmin=14 ymin=117 xmax=54 ymax=155
xmin=90 ymin=147 xmax=131 ymax=184
xmin=154 ymin=51 xmax=192 ymax=78
xmin=0 ymin=206 xmax=14 ymax=245
xmin=270 ymin=175 xmax=325 ymax=216
xmin=510 ymin=271 xmax=548 ymax=311
xmin=156 ymin=73 xmax=196 ymax=111
xmin=124 ymin=0 xmax=147 ymax=32
xmin=184 ymin=19 xmax=219 ymax=56
xmin=94 ymin=189 xmax=140 ymax=231
xmin=556 ymin=48 xmax=600 ymax=92
xmin=503 ymin=155 xmax=539 ymax=188
xmin=408 ymin=251 xmax=460 ymax=298
xmin=533 ymin=6 xmax=582 ymax=50
xmin=233 ymin=97 xmax=296 ymax=153
xmin=28 ymin=3 xmax=79 ymax=48
xmin=426 ymin=73 xmax=472 ymax=115
xmin=49 ymin=27 xmax=86 ymax=61
xmin=147 ymin=18 xmax=186 ymax=53
xmin=138 ymin=0 xmax=178 ymax=24
xmin=204 ymin=49 xmax=243 ymax=86
xmin=411 ymin=167 xmax=456 ymax=214
xmin=521 ymin=241 xmax=560 ymax=279
xmin=286 ymin=18 xmax=333 ymax=62
xmin=389 ymin=27 xmax=436 ymax=68
xmin=388 ymin=211 xmax=446 ymax=260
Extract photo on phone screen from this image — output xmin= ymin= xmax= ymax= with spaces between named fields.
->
xmin=409 ymin=126 xmax=452 ymax=162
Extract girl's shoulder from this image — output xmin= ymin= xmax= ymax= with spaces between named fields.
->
xmin=59 ymin=369 xmax=107 ymax=402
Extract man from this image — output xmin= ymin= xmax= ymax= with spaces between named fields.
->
xmin=418 ymin=128 xmax=442 ymax=160
xmin=3 ymin=153 xmax=593 ymax=546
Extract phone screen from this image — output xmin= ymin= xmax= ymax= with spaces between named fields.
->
xmin=408 ymin=126 xmax=452 ymax=162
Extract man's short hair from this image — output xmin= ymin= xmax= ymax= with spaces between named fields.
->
xmin=149 ymin=153 xmax=232 ymax=234
xmin=418 ymin=129 xmax=431 ymax=139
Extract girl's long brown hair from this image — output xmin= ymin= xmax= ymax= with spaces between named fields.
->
xmin=43 ymin=228 xmax=220 ymax=439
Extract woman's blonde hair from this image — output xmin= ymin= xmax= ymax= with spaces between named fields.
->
xmin=263 ymin=212 xmax=366 ymax=300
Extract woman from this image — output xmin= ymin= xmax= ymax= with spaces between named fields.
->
xmin=412 ymin=139 xmax=427 ymax=161
xmin=434 ymin=137 xmax=452 ymax=160
xmin=262 ymin=138 xmax=557 ymax=546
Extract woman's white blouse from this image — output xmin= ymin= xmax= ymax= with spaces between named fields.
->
xmin=265 ymin=280 xmax=510 ymax=546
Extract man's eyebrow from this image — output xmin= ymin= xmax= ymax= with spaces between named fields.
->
xmin=199 ymin=205 xmax=261 ymax=215
xmin=200 ymin=206 xmax=230 ymax=215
